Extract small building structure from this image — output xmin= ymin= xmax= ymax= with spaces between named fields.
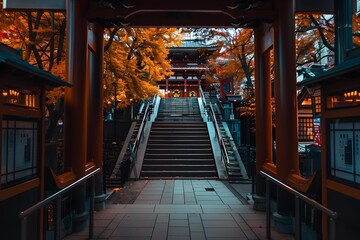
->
xmin=0 ymin=43 xmax=70 ymax=239
xmin=157 ymin=39 xmax=217 ymax=98
xmin=300 ymin=54 xmax=360 ymax=239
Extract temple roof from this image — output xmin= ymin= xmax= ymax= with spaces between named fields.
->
xmin=0 ymin=43 xmax=71 ymax=89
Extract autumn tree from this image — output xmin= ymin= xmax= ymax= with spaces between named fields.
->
xmin=295 ymin=13 xmax=360 ymax=67
xmin=102 ymin=27 xmax=182 ymax=113
xmin=0 ymin=7 xmax=67 ymax=141
xmin=190 ymin=28 xmax=254 ymax=95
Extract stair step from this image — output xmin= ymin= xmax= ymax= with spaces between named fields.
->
xmin=147 ymin=144 xmax=211 ymax=149
xmin=140 ymin=97 xmax=217 ymax=178
xmin=142 ymin=164 xmax=216 ymax=171
xmin=148 ymin=140 xmax=211 ymax=145
xmin=148 ymin=136 xmax=210 ymax=140
xmin=143 ymin=159 xmax=215 ymax=164
xmin=146 ymin=149 xmax=212 ymax=154
xmin=144 ymin=153 xmax=214 ymax=159
xmin=150 ymin=131 xmax=208 ymax=135
xmin=140 ymin=170 xmax=218 ymax=177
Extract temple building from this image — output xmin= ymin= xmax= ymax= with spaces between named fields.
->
xmin=158 ymin=39 xmax=217 ymax=98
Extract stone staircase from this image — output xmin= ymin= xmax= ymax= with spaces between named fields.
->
xmin=204 ymin=91 xmax=245 ymax=181
xmin=140 ymin=98 xmax=217 ymax=178
xmin=106 ymin=104 xmax=146 ymax=188
xmin=219 ymin=124 xmax=244 ymax=181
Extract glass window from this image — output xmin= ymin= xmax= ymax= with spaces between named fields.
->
xmin=1 ymin=119 xmax=39 ymax=188
xmin=328 ymin=118 xmax=360 ymax=186
xmin=299 ymin=117 xmax=314 ymax=141
xmin=326 ymin=90 xmax=360 ymax=109
xmin=314 ymin=96 xmax=321 ymax=113
xmin=2 ymin=87 xmax=40 ymax=109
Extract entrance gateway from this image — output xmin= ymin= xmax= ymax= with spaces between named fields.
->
xmin=2 ymin=1 xmax=345 ymax=239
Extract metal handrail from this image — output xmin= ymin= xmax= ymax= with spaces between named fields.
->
xmin=208 ymin=102 xmax=230 ymax=167
xmin=19 ymin=168 xmax=100 ymax=240
xmin=199 ymin=86 xmax=207 ymax=107
xmin=260 ymin=170 xmax=337 ymax=240
xmin=131 ymin=94 xmax=157 ymax=160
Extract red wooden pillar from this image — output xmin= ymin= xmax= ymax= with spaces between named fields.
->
xmin=273 ymin=0 xmax=298 ymax=181
xmin=64 ymin=0 xmax=89 ymax=231
xmin=87 ymin=22 xmax=106 ymax=210
xmin=273 ymin=0 xmax=298 ymax=230
xmin=254 ymin=23 xmax=273 ymax=203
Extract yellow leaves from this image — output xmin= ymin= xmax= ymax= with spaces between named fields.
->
xmin=104 ymin=27 xmax=182 ymax=107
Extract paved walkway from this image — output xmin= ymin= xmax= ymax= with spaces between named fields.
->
xmin=65 ymin=180 xmax=294 ymax=240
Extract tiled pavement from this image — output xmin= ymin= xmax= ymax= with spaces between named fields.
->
xmin=65 ymin=180 xmax=294 ymax=240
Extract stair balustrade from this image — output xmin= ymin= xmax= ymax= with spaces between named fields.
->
xmin=19 ymin=168 xmax=100 ymax=240
xmin=208 ymin=102 xmax=231 ymax=171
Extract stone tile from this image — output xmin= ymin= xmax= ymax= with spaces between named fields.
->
xmin=194 ymin=192 xmax=218 ymax=196
xmin=201 ymin=204 xmax=230 ymax=209
xmin=151 ymin=233 xmax=167 ymax=240
xmin=242 ymin=229 xmax=259 ymax=240
xmin=188 ymin=214 xmax=201 ymax=223
xmin=169 ymin=219 xmax=189 ymax=227
xmin=241 ymin=212 xmax=266 ymax=220
xmin=196 ymin=195 xmax=221 ymax=201
xmin=201 ymin=213 xmax=234 ymax=220
xmin=156 ymin=216 xmax=170 ymax=223
xmin=244 ymin=219 xmax=266 ymax=229
xmin=94 ymin=219 xmax=111 ymax=227
xmin=207 ymin=238 xmax=247 ymax=240
xmin=228 ymin=208 xmax=257 ymax=213
xmin=190 ymin=231 xmax=206 ymax=240
xmin=136 ymin=195 xmax=162 ymax=200
xmin=118 ymin=219 xmax=156 ymax=227
xmin=111 ymin=227 xmax=153 ymax=237
xmin=201 ymin=208 xmax=233 ymax=214
xmin=123 ymin=214 xmax=157 ymax=220
xmin=196 ymin=200 xmax=224 ymax=205
xmin=107 ymin=213 xmax=125 ymax=229
xmin=220 ymin=197 xmax=243 ymax=204
xmin=170 ymin=213 xmax=188 ymax=219
xmin=106 ymin=204 xmax=127 ymax=209
xmin=168 ymin=227 xmax=190 ymax=236
xmin=94 ymin=212 xmax=117 ymax=220
xmin=124 ymin=204 xmax=155 ymax=209
xmin=167 ymin=236 xmax=190 ymax=240
xmin=134 ymin=200 xmax=160 ymax=204
xmin=229 ymin=204 xmax=251 ymax=209
xmin=189 ymin=223 xmax=203 ymax=232
xmin=98 ymin=229 xmax=114 ymax=239
xmin=153 ymin=223 xmax=168 ymax=232
xmin=202 ymin=220 xmax=239 ymax=228
xmin=109 ymin=237 xmax=151 ymax=240
xmin=204 ymin=227 xmax=246 ymax=238
xmin=231 ymin=213 xmax=246 ymax=224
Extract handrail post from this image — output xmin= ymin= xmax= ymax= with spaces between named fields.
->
xmin=295 ymin=196 xmax=301 ymax=240
xmin=55 ymin=197 xmax=61 ymax=240
xmin=89 ymin=175 xmax=95 ymax=239
xmin=260 ymin=170 xmax=338 ymax=240
xmin=329 ymin=215 xmax=336 ymax=240
xmin=21 ymin=217 xmax=27 ymax=240
xmin=18 ymin=168 xmax=100 ymax=240
xmin=266 ymin=178 xmax=271 ymax=239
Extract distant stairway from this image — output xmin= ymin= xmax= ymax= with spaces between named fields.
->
xmin=219 ymin=124 xmax=244 ymax=181
xmin=204 ymin=91 xmax=247 ymax=181
xmin=140 ymin=98 xmax=217 ymax=178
